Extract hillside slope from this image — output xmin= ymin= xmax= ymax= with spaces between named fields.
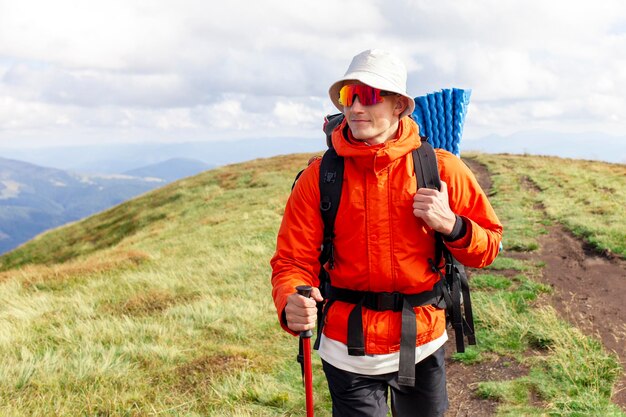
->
xmin=0 ymin=153 xmax=623 ymax=416
xmin=0 ymin=153 xmax=311 ymax=416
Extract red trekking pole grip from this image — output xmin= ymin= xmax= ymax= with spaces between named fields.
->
xmin=296 ymin=285 xmax=314 ymax=338
xmin=296 ymin=285 xmax=315 ymax=417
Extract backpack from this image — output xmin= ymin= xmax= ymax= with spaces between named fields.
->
xmin=295 ymin=113 xmax=475 ymax=386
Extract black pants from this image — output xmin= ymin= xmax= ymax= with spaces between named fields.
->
xmin=321 ymin=347 xmax=448 ymax=417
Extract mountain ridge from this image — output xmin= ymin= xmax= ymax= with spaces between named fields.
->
xmin=0 ymin=156 xmax=167 ymax=255
xmin=123 ymin=157 xmax=212 ymax=182
xmin=0 ymin=131 xmax=623 ymax=175
xmin=464 ymin=130 xmax=626 ymax=164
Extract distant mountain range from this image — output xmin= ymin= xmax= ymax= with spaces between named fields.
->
xmin=463 ymin=130 xmax=626 ymax=164
xmin=0 ymin=132 xmax=623 ymax=177
xmin=123 ymin=158 xmax=212 ymax=182
xmin=0 ymin=138 xmax=323 ymax=174
xmin=0 ymin=157 xmax=211 ymax=254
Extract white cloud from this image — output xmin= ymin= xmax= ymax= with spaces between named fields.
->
xmin=203 ymin=99 xmax=247 ymax=130
xmin=273 ymin=100 xmax=324 ymax=127
xmin=0 ymin=0 xmax=625 ymax=147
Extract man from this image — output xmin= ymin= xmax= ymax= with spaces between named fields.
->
xmin=271 ymin=49 xmax=502 ymax=417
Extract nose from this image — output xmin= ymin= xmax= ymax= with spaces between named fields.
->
xmin=350 ymin=96 xmax=365 ymax=111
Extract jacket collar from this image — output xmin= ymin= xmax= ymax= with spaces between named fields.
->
xmin=332 ymin=117 xmax=421 ymax=173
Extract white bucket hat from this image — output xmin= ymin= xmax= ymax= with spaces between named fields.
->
xmin=329 ymin=49 xmax=415 ymax=119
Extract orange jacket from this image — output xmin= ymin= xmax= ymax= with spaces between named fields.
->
xmin=271 ymin=117 xmax=502 ymax=354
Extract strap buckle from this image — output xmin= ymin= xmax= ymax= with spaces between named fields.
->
xmin=365 ymin=292 xmax=403 ymax=311
xmin=320 ymin=196 xmax=332 ymax=211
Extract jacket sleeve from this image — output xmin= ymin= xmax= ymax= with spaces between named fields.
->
xmin=270 ymin=159 xmax=324 ymax=335
xmin=436 ymin=150 xmax=503 ymax=268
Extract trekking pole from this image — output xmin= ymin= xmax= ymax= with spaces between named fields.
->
xmin=296 ymin=285 xmax=315 ymax=417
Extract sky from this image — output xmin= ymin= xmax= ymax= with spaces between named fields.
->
xmin=1 ymin=0 xmax=625 ymax=149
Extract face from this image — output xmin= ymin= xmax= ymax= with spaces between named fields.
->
xmin=341 ymin=81 xmax=408 ymax=145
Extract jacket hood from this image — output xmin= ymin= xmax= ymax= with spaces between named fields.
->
xmin=332 ymin=117 xmax=421 ymax=173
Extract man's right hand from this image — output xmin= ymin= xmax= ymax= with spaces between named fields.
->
xmin=285 ymin=287 xmax=324 ymax=333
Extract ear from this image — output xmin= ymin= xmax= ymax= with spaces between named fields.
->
xmin=393 ymin=96 xmax=408 ymax=116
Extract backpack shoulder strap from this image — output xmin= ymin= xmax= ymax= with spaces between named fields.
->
xmin=413 ymin=137 xmax=446 ymax=270
xmin=319 ymin=147 xmax=343 ymax=269
xmin=312 ymin=136 xmax=344 ymax=352
xmin=412 ymin=138 xmax=440 ymax=191
xmin=319 ymin=113 xmax=345 ymax=268
xmin=413 ymin=139 xmax=477 ymax=353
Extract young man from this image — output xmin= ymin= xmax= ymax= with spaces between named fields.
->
xmin=271 ymin=49 xmax=502 ymax=417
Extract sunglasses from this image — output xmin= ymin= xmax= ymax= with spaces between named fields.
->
xmin=338 ymin=84 xmax=396 ymax=107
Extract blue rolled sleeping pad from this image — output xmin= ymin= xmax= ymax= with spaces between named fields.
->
xmin=412 ymin=88 xmax=471 ymax=156
xmin=412 ymin=88 xmax=502 ymax=253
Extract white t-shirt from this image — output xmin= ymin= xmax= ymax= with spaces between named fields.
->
xmin=317 ymin=331 xmax=448 ymax=375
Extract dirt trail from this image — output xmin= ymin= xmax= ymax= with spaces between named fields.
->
xmin=443 ymin=158 xmax=626 ymax=415
xmin=538 ymin=227 xmax=626 ymax=407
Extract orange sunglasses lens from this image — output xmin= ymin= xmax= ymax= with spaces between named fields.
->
xmin=338 ymin=84 xmax=386 ymax=106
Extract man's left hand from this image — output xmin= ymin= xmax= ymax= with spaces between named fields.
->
xmin=412 ymin=181 xmax=456 ymax=235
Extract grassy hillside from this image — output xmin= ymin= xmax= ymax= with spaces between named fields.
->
xmin=0 ymin=152 xmax=623 ymax=416
xmin=472 ymin=153 xmax=626 ymax=257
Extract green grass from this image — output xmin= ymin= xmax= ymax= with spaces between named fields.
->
xmin=0 ymin=153 xmax=331 ymax=416
xmin=0 ymin=151 xmax=623 ymax=416
xmin=470 ymin=153 xmax=626 ymax=258
xmin=470 ymin=273 xmax=513 ymax=291
xmin=461 ymin=153 xmax=625 ymax=416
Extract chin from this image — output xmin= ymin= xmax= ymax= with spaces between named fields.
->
xmin=349 ymin=128 xmax=372 ymax=140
